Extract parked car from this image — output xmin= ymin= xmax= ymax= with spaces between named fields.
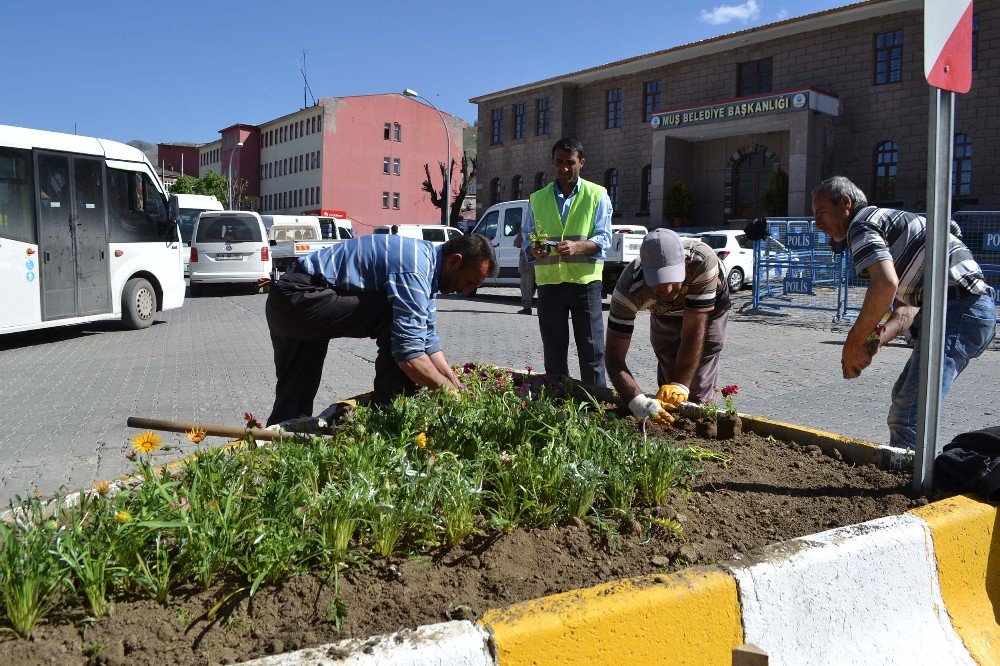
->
xmin=699 ymin=230 xmax=794 ymax=292
xmin=262 ymin=215 xmax=348 ymax=280
xmin=189 ymin=211 xmax=272 ymax=296
xmin=372 ymin=224 xmax=465 ymax=245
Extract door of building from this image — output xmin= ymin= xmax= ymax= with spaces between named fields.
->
xmin=732 ymin=151 xmax=776 ymax=219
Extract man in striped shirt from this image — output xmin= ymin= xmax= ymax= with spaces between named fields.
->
xmin=605 ymin=229 xmax=731 ymax=422
xmin=812 ymin=176 xmax=996 ymax=450
xmin=264 ymin=233 xmax=498 ymax=426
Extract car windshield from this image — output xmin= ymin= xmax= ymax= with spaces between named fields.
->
xmin=700 ymin=235 xmax=728 ymax=249
xmin=196 ymin=216 xmax=262 ymax=243
xmin=177 ymin=209 xmax=204 ymax=243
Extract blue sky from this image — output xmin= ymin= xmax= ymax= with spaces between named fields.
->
xmin=1 ymin=0 xmax=848 ymax=145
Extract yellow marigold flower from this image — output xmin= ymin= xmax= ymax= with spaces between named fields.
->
xmin=93 ymin=481 xmax=111 ymax=496
xmin=114 ymin=510 xmax=132 ymax=524
xmin=131 ymin=431 xmax=162 ymax=454
xmin=414 ymin=432 xmax=427 ymax=450
xmin=186 ymin=427 xmax=207 ymax=444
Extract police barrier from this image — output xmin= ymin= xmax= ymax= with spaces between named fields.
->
xmin=747 ymin=218 xmax=853 ymax=320
xmin=953 ymin=211 xmax=1000 ymax=292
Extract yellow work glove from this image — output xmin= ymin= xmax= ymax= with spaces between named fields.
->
xmin=628 ymin=395 xmax=675 ymax=425
xmin=655 ymin=383 xmax=689 ymax=410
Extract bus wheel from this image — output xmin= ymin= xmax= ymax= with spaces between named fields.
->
xmin=122 ymin=277 xmax=157 ymax=329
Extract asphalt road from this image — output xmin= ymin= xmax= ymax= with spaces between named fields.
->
xmin=1 ymin=286 xmax=996 ymax=505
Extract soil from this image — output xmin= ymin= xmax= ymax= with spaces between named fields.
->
xmin=2 ymin=420 xmax=935 ymax=666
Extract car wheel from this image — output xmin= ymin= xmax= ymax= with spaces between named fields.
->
xmin=122 ymin=277 xmax=156 ymax=329
xmin=727 ymin=267 xmax=744 ymax=293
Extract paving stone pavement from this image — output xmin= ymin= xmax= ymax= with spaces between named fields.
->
xmin=0 ymin=287 xmax=996 ymax=505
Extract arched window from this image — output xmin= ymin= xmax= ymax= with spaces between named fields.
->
xmin=490 ymin=178 xmax=501 ymax=205
xmin=873 ymin=140 xmax=898 ymax=201
xmin=953 ymin=134 xmax=972 ymax=197
xmin=640 ymin=165 xmax=652 ymax=212
xmin=604 ymin=168 xmax=619 ymax=209
xmin=511 ymin=175 xmax=523 ymax=200
xmin=534 ymin=171 xmax=547 ymax=192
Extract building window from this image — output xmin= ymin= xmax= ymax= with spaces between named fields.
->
xmin=394 ymin=123 xmax=401 ymax=141
xmin=513 ymin=103 xmax=526 ymax=139
xmin=382 ymin=191 xmax=390 ymax=208
xmin=511 ymin=175 xmax=523 ymax=200
xmin=973 ymin=15 xmax=980 ymax=70
xmin=737 ymin=59 xmax=772 ymax=96
xmin=643 ymin=82 xmax=661 ymax=122
xmin=605 ymin=168 xmax=619 ymax=208
xmin=490 ymin=178 xmax=501 ymax=204
xmin=535 ymin=98 xmax=550 ymax=136
xmin=953 ymin=134 xmax=972 ymax=197
xmin=640 ymin=165 xmax=651 ymax=211
xmin=383 ymin=157 xmax=390 ymax=174
xmin=491 ymin=108 xmax=504 ymax=144
xmin=384 ymin=123 xmax=391 ymax=140
xmin=873 ymin=140 xmax=898 ymax=201
xmin=606 ymin=89 xmax=622 ymax=128
xmin=534 ymin=171 xmax=547 ymax=192
xmin=874 ymin=30 xmax=903 ymax=85
xmin=393 ymin=158 xmax=400 ymax=176
xmin=392 ymin=192 xmax=400 ymax=209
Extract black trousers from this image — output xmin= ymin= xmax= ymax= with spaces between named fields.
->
xmin=264 ymin=269 xmax=416 ymax=426
xmin=536 ymin=280 xmax=606 ymax=387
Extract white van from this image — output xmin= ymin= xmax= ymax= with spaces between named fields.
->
xmin=372 ymin=224 xmax=465 ymax=245
xmin=189 ymin=211 xmax=272 ymax=296
xmin=170 ymin=193 xmax=224 ymax=276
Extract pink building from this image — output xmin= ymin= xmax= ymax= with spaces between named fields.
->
xmin=195 ymin=94 xmax=466 ymax=234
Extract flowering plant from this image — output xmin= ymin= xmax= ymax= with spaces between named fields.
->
xmin=865 ymin=323 xmax=887 ymax=356
xmin=720 ymin=385 xmax=739 ymax=417
xmin=527 ymin=229 xmax=549 ymax=249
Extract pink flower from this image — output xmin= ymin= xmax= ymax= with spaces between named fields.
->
xmin=525 ymin=365 xmax=533 ymax=372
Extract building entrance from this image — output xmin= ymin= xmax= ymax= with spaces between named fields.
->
xmin=732 ymin=150 xmax=777 ymax=219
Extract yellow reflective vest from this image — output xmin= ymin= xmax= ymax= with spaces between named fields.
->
xmin=528 ymin=179 xmax=605 ymax=286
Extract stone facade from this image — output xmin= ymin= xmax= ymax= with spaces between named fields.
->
xmin=473 ymin=0 xmax=998 ymax=228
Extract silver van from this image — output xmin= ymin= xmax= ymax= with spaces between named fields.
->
xmin=189 ymin=211 xmax=272 ymax=296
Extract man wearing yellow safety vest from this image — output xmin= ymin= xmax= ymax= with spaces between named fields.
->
xmin=521 ymin=138 xmax=613 ymax=387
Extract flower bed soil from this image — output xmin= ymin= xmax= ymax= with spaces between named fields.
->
xmin=1 ymin=417 xmax=929 ymax=666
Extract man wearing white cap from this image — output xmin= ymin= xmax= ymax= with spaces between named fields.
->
xmin=605 ymin=229 xmax=731 ymax=422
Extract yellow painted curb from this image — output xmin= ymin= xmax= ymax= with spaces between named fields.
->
xmin=910 ymin=495 xmax=1000 ymax=665
xmin=479 ymin=568 xmax=742 ymax=666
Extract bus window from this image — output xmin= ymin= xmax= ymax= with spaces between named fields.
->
xmin=108 ymin=169 xmax=170 ymax=242
xmin=0 ymin=148 xmax=36 ymax=244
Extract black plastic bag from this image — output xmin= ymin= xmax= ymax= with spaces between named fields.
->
xmin=934 ymin=426 xmax=1000 ymax=503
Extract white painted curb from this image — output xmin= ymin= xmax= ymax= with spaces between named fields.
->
xmin=237 ymin=621 xmax=496 ymax=666
xmin=728 ymin=514 xmax=974 ymax=666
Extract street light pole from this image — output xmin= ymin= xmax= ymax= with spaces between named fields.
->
xmin=226 ymin=141 xmax=244 ymax=210
xmin=403 ymin=88 xmax=451 ymax=225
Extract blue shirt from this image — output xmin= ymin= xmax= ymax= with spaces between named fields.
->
xmin=298 ymin=235 xmax=443 ymax=362
xmin=520 ymin=179 xmax=613 ymax=263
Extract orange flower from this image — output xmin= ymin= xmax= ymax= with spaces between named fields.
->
xmin=131 ymin=431 xmax=162 ymax=454
xmin=186 ymin=427 xmax=207 ymax=444
xmin=93 ymin=481 xmax=111 ymax=496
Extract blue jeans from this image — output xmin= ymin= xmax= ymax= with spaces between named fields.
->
xmin=888 ymin=289 xmax=997 ymax=450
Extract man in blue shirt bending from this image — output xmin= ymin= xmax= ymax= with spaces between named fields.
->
xmin=265 ymin=233 xmax=497 ymax=425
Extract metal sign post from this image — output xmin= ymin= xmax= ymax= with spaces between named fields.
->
xmin=913 ymin=0 xmax=973 ymax=494
xmin=913 ymin=87 xmax=954 ymax=495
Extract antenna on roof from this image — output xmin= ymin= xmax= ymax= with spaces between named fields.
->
xmin=297 ymin=51 xmax=317 ymax=108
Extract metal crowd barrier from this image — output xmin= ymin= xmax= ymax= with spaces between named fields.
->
xmin=952 ymin=211 xmax=1000 ymax=293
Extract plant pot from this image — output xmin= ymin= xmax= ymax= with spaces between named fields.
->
xmin=717 ymin=414 xmax=742 ymax=440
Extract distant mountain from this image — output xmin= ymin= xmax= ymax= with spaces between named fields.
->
xmin=127 ymin=140 xmax=158 ymax=165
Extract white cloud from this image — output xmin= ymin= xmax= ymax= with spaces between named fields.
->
xmin=699 ymin=0 xmax=762 ymax=25
xmin=776 ymin=9 xmax=788 ymax=19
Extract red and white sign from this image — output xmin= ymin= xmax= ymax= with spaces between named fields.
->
xmin=924 ymin=0 xmax=973 ymax=93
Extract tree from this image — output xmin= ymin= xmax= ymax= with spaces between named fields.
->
xmin=169 ymin=174 xmax=197 ymax=194
xmin=664 ymin=181 xmax=694 ymax=225
xmin=195 ymin=171 xmax=230 ymax=207
xmin=760 ymin=168 xmax=789 ymax=217
xmin=422 ymin=153 xmax=477 ymax=225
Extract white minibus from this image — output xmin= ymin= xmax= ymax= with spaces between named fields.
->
xmin=0 ymin=124 xmax=185 ymax=334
